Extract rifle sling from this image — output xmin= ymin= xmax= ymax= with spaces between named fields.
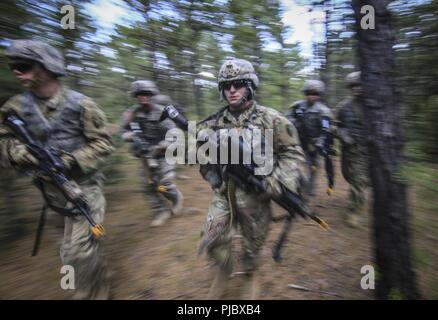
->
xmin=34 ymin=178 xmax=78 ymax=217
xmin=30 ymin=178 xmax=81 ymax=256
xmin=31 ymin=203 xmax=47 ymax=257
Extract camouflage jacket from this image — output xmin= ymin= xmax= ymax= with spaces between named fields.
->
xmin=198 ymin=102 xmax=306 ymax=195
xmin=336 ymin=96 xmax=368 ymax=155
xmin=0 ymin=86 xmax=114 ymax=185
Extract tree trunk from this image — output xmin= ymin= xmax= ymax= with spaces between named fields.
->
xmin=352 ymin=0 xmax=418 ymax=299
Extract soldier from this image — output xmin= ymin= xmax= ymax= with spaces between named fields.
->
xmin=151 ymin=94 xmax=189 ymax=181
xmin=336 ymin=72 xmax=368 ymax=228
xmin=0 ymin=40 xmax=114 ymax=299
xmin=121 ymin=80 xmax=183 ymax=227
xmin=286 ymin=80 xmax=334 ymax=196
xmin=197 ymin=59 xmax=306 ymax=299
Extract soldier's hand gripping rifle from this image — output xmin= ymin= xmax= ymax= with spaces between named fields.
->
xmin=317 ymin=117 xmax=335 ymax=195
xmin=129 ymin=122 xmax=159 ymax=168
xmin=4 ymin=114 xmax=105 ymax=239
xmin=160 ymin=105 xmax=329 ymax=262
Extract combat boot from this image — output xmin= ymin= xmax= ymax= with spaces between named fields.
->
xmin=170 ymin=189 xmax=184 ymax=216
xmin=207 ymin=266 xmax=230 ymax=300
xmin=72 ymin=284 xmax=110 ymax=300
xmin=150 ymin=211 xmax=171 ymax=227
xmin=240 ymin=272 xmax=260 ymax=300
xmin=345 ymin=213 xmax=361 ymax=229
xmin=344 ymin=200 xmax=363 ymax=229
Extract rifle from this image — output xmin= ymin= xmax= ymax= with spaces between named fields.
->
xmin=128 ymin=121 xmax=158 ymax=168
xmin=317 ymin=124 xmax=335 ymax=195
xmin=160 ymin=105 xmax=328 ymax=262
xmin=4 ymin=114 xmax=105 ymax=240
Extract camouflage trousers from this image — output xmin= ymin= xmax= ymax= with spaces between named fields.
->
xmin=45 ymin=183 xmax=109 ymax=300
xmin=341 ymin=149 xmax=368 ymax=214
xmin=140 ymin=157 xmax=182 ymax=217
xmin=201 ymin=181 xmax=271 ymax=275
xmin=303 ymin=147 xmax=319 ymax=196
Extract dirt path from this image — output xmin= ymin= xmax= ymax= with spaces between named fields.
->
xmin=0 ymin=154 xmax=374 ymax=299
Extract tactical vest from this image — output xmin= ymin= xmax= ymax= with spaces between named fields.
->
xmin=291 ymin=101 xmax=324 ymax=139
xmin=131 ymin=104 xmax=166 ymax=147
xmin=209 ymin=104 xmax=269 ymax=156
xmin=199 ymin=104 xmax=271 ymax=187
xmin=20 ymin=90 xmax=87 ymax=153
xmin=18 ymin=89 xmax=100 ymax=220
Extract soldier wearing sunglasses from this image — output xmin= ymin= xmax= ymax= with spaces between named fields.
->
xmin=0 ymin=40 xmax=114 ymax=299
xmin=120 ymin=80 xmax=183 ymax=227
xmin=197 ymin=59 xmax=306 ymax=299
xmin=287 ymin=80 xmax=334 ymax=196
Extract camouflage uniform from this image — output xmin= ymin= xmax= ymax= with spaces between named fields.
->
xmin=336 ymin=72 xmax=369 ymax=219
xmin=286 ymin=80 xmax=333 ymax=195
xmin=0 ymin=40 xmax=114 ymax=299
xmin=151 ymin=95 xmax=188 ymax=180
xmin=121 ymin=81 xmax=183 ymax=226
xmin=0 ymin=97 xmax=22 ymax=242
xmin=199 ymin=59 xmax=306 ymax=299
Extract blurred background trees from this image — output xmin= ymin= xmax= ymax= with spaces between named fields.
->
xmin=0 ymin=0 xmax=307 ymax=121
xmin=1 ymin=0 xmax=437 ymax=146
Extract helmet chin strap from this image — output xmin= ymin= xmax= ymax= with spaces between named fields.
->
xmin=238 ymin=92 xmax=249 ymax=106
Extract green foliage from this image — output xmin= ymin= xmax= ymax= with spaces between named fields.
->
xmin=401 ymin=163 xmax=438 ymax=194
xmin=394 ymin=0 xmax=438 ymax=162
xmin=413 ymin=247 xmax=431 ymax=268
xmin=388 ymin=288 xmax=404 ymax=300
xmin=405 ymin=96 xmax=438 ymax=162
xmin=431 ymin=279 xmax=438 ymax=300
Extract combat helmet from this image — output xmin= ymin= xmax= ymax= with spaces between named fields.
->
xmin=130 ymin=80 xmax=160 ymax=97
xmin=303 ymin=80 xmax=325 ymax=95
xmin=6 ymin=39 xmax=66 ymax=76
xmin=217 ymin=58 xmax=259 ymax=101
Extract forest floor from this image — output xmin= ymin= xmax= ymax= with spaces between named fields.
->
xmin=0 ymin=152 xmax=436 ymax=300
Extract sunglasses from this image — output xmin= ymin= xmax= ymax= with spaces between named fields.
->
xmin=304 ymin=91 xmax=319 ymax=96
xmin=220 ymin=79 xmax=248 ymax=91
xmin=135 ymin=91 xmax=154 ymax=97
xmin=9 ymin=62 xmax=35 ymax=73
